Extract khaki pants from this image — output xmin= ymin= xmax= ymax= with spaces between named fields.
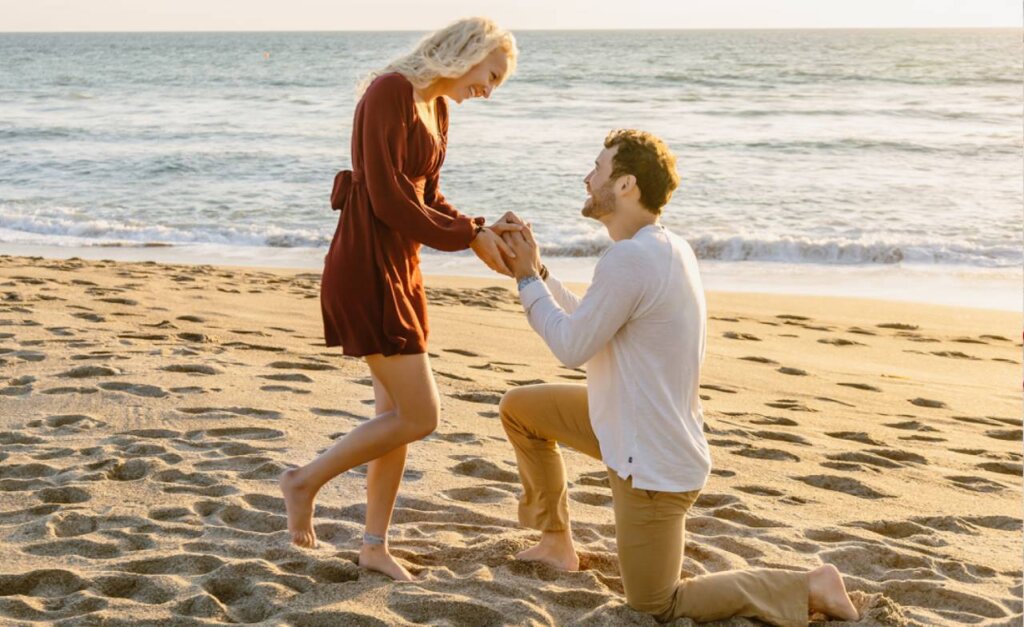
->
xmin=499 ymin=384 xmax=810 ymax=627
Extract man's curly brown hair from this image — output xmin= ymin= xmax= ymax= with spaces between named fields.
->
xmin=604 ymin=129 xmax=680 ymax=215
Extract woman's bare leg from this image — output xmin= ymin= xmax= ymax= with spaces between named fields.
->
xmin=358 ymin=374 xmax=414 ymax=580
xmin=280 ymin=352 xmax=440 ymax=548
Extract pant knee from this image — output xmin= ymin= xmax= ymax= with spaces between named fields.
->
xmin=498 ymin=388 xmax=525 ymax=426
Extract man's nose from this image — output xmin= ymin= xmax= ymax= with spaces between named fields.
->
xmin=483 ymin=85 xmax=493 ymax=98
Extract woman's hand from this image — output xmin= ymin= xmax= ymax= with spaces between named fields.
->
xmin=470 ymin=227 xmax=517 ymax=277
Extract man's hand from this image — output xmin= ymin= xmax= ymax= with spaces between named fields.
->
xmin=470 ymin=227 xmax=516 ymax=277
xmin=504 ymin=225 xmax=543 ymax=281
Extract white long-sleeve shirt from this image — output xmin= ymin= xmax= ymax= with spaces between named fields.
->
xmin=519 ymin=223 xmax=711 ymax=492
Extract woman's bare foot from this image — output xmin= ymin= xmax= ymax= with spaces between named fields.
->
xmin=808 ymin=564 xmax=859 ymax=621
xmin=359 ymin=544 xmax=415 ymax=581
xmin=279 ymin=468 xmax=318 ymax=548
xmin=515 ymin=530 xmax=580 ymax=571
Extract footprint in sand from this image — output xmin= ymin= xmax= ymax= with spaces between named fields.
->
xmin=194 ymin=500 xmax=288 ymax=534
xmin=723 ymin=331 xmax=761 ymax=341
xmin=40 ymin=385 xmax=98 ymax=393
xmin=443 ymin=348 xmax=481 ymax=357
xmin=818 ymin=338 xmax=866 ymax=347
xmin=776 ymin=367 xmax=808 ymax=376
xmin=909 ymin=397 xmax=947 ymax=409
xmin=739 ymin=356 xmax=778 ymax=364
xmin=59 ymin=365 xmax=122 ymax=378
xmin=223 ymin=341 xmax=285 ymax=353
xmin=701 ymin=384 xmax=738 ymax=394
xmin=178 ymin=407 xmax=282 ymax=420
xmin=984 ymin=428 xmax=1022 ymax=441
xmin=825 ymin=451 xmax=901 ymax=470
xmin=23 ymin=536 xmax=130 ymax=562
xmin=569 ymin=471 xmax=609 ymax=490
xmin=752 ymin=430 xmax=810 ymax=446
xmin=747 ymin=415 xmax=799 ymax=426
xmin=1 ymin=375 xmax=34 ymax=397
xmin=260 ymin=385 xmax=311 ymax=395
xmin=847 ymin=327 xmax=877 ymax=336
xmin=98 ymin=382 xmax=168 ymax=398
xmin=260 ymin=373 xmax=312 ymax=383
xmin=570 ymin=491 xmax=613 ymax=507
xmin=735 ymin=485 xmax=784 ymax=497
xmin=162 ymin=364 xmax=222 ymax=375
xmin=450 ymin=391 xmax=502 ymax=405
xmin=976 ymin=461 xmax=1022 ymax=476
xmin=443 ymin=485 xmax=512 ymax=504
xmin=837 ymin=382 xmax=881 ymax=392
xmin=946 ymin=475 xmax=1007 ymax=493
xmin=432 ymin=431 xmax=484 ymax=445
xmin=815 ymin=396 xmax=855 ymax=407
xmin=469 ymin=362 xmax=515 ymax=372
xmin=508 ymin=378 xmax=546 ymax=386
xmin=731 ymin=446 xmax=800 ymax=462
xmin=877 ymin=322 xmax=918 ymax=330
xmin=36 ymin=486 xmax=91 ymax=504
xmin=929 ymin=350 xmax=981 ymax=361
xmin=883 ymin=420 xmax=939 ymax=433
xmin=267 ymin=360 xmax=336 ymax=371
xmin=451 ymin=458 xmax=519 ymax=483
xmin=794 ymin=474 xmax=890 ymax=499
xmin=309 ymin=408 xmax=367 ymax=421
xmin=825 ymin=431 xmax=887 ymax=446
xmin=765 ymin=399 xmax=816 ymax=412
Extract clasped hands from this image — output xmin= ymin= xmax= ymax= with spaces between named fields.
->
xmin=469 ymin=211 xmax=542 ymax=280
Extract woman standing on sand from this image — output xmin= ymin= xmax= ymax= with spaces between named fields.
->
xmin=280 ymin=17 xmax=521 ymax=581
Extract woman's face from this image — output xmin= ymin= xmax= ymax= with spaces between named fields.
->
xmin=445 ymin=47 xmax=510 ymax=103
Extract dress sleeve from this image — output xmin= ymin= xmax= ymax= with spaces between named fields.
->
xmin=423 ymin=170 xmax=460 ymax=220
xmin=360 ymin=76 xmax=478 ymax=251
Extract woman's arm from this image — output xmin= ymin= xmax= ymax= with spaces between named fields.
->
xmin=360 ymin=76 xmax=477 ymax=252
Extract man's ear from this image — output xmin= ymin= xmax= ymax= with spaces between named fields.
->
xmin=616 ymin=174 xmax=637 ymax=196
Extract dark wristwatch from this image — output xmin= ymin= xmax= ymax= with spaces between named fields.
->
xmin=539 ymin=264 xmax=549 ymax=280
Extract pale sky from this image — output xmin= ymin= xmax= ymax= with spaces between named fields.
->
xmin=2 ymin=0 xmax=1020 ymax=31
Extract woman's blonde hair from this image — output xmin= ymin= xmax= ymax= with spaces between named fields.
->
xmin=357 ymin=17 xmax=518 ymax=95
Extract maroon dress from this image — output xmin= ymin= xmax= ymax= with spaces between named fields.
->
xmin=321 ymin=73 xmax=484 ymax=357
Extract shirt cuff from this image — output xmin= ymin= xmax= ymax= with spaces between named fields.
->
xmin=519 ymin=277 xmax=550 ymax=311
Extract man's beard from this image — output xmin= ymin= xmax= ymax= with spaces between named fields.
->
xmin=581 ymin=181 xmax=615 ymax=219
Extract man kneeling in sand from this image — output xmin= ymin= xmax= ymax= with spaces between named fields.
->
xmin=496 ymin=130 xmax=859 ymax=626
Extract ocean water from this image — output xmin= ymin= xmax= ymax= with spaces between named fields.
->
xmin=0 ymin=30 xmax=1020 ymax=308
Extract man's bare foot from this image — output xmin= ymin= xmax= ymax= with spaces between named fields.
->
xmin=279 ymin=468 xmax=318 ymax=548
xmin=515 ymin=530 xmax=580 ymax=571
xmin=808 ymin=564 xmax=859 ymax=621
xmin=359 ymin=544 xmax=414 ymax=581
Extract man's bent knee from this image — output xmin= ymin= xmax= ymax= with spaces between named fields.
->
xmin=498 ymin=387 xmax=527 ymax=424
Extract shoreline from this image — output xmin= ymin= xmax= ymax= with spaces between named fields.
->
xmin=1 ymin=243 xmax=1019 ymax=313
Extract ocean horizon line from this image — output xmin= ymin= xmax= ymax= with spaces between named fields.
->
xmin=1 ymin=26 xmax=1020 ymax=35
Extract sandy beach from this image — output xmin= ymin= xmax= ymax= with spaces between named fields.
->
xmin=0 ymin=253 xmax=1020 ymax=626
